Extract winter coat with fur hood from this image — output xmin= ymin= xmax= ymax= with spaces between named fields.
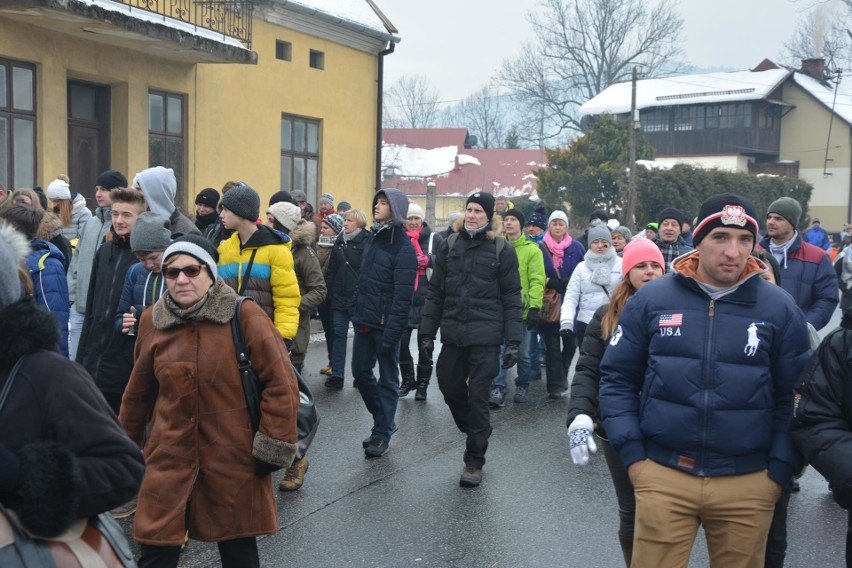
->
xmin=0 ymin=297 xmax=144 ymax=537
xmin=420 ymin=214 xmax=524 ymax=347
xmin=350 ymin=189 xmax=417 ymax=347
xmin=218 ymin=225 xmax=301 ymax=340
xmin=120 ymin=279 xmax=299 ymax=545
xmin=289 ymin=221 xmax=327 ymax=357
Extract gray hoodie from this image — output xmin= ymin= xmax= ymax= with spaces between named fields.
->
xmin=136 ymin=166 xmax=199 ymax=236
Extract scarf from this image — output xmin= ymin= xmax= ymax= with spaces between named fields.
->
xmin=769 ymin=232 xmax=797 ymax=269
xmin=465 ymin=222 xmax=489 ymax=239
xmin=654 ymin=236 xmax=682 ymax=272
xmin=583 ymin=248 xmax=618 ymax=286
xmin=406 ymin=229 xmax=427 ymax=291
xmin=372 ymin=220 xmax=393 ymax=234
xmin=317 ymin=235 xmax=336 ymax=248
xmin=543 ymin=231 xmax=573 ymax=270
xmin=343 ymin=228 xmax=362 ymax=243
xmin=163 ymin=282 xmax=213 ymax=320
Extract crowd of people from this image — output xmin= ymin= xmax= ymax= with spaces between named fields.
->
xmin=0 ymin=172 xmax=851 ymax=567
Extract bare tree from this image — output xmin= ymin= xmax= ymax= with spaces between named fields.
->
xmin=497 ymin=0 xmax=684 ymax=141
xmin=383 ymin=75 xmax=442 ymax=128
xmin=785 ymin=1 xmax=852 ymax=72
xmin=444 ymin=85 xmax=507 ymax=149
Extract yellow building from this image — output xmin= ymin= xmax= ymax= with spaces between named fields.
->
xmin=0 ymin=0 xmax=398 ymax=213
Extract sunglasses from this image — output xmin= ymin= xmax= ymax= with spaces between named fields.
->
xmin=163 ymin=264 xmax=206 ymax=280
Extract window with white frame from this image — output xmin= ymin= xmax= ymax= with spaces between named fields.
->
xmin=0 ymin=58 xmax=36 ymax=190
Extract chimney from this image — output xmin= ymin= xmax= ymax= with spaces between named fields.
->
xmin=801 ymin=58 xmax=826 ymax=82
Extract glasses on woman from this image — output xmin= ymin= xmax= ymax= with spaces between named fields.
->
xmin=163 ymin=265 xmax=205 ymax=279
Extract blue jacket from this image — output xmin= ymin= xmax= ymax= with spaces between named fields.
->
xmin=758 ymin=233 xmax=838 ymax=330
xmin=599 ymin=253 xmax=811 ymax=490
xmin=350 ymin=188 xmax=416 ymax=347
xmin=114 ymin=264 xmax=167 ymax=333
xmin=26 ymin=239 xmax=70 ymax=357
xmin=538 ymin=237 xmax=585 ymax=334
xmin=804 ymin=225 xmax=831 ymax=250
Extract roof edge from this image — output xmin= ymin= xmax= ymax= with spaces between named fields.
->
xmin=269 ymin=0 xmax=400 ymax=43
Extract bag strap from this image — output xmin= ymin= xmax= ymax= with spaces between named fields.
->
xmin=238 ymin=249 xmax=259 ymax=296
xmin=448 ymin=232 xmax=504 ymax=263
xmin=541 ymin=245 xmax=561 ymax=278
xmin=600 ymin=284 xmax=610 ymax=298
xmin=0 ymin=356 xmax=26 ymax=415
xmin=231 ymin=297 xmax=262 ymax=432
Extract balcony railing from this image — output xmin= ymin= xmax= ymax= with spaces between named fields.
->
xmin=109 ymin=0 xmax=253 ymax=49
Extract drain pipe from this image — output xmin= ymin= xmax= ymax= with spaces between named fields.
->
xmin=376 ymin=41 xmax=395 ymax=191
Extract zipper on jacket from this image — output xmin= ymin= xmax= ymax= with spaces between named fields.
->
xmin=698 ymin=299 xmax=716 ymax=476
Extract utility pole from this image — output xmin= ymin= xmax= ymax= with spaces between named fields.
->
xmin=626 ymin=67 xmax=638 ymax=231
xmin=425 ymin=181 xmax=436 ymax=229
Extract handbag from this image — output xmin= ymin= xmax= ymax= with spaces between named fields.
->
xmin=540 ymin=246 xmax=563 ymax=324
xmin=0 ymin=357 xmax=136 ymax=568
xmin=231 ymin=297 xmax=320 ymax=460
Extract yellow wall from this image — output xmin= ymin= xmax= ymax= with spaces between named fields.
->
xmin=194 ymin=19 xmax=380 ymax=213
xmin=1 ymin=10 xmax=382 ymax=215
xmin=781 ymin=82 xmax=852 ymax=230
xmin=0 ymin=19 xmax=195 ymax=192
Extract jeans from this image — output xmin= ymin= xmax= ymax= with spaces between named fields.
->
xmin=528 ymin=331 xmax=542 ymax=379
xmin=765 ymin=488 xmax=792 ymax=568
xmin=317 ymin=301 xmax=333 ymax=363
xmin=351 ymin=327 xmax=400 ymax=442
xmin=491 ymin=328 xmax=533 ymax=392
xmin=437 ymin=343 xmax=499 ymax=468
xmin=330 ymin=309 xmax=351 ymax=379
xmin=69 ymin=309 xmax=85 ymax=361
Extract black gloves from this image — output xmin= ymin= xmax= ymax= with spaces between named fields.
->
xmin=560 ymin=327 xmax=573 ymax=338
xmin=0 ymin=443 xmax=20 ymax=493
xmin=502 ymin=343 xmax=520 ymax=369
xmin=526 ymin=308 xmax=540 ymax=330
xmin=255 ymin=459 xmax=282 ymax=478
xmin=418 ymin=336 xmax=435 ymax=365
xmin=381 ymin=343 xmax=396 ymax=358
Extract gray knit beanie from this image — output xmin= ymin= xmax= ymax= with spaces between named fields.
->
xmin=587 ymin=224 xmax=613 ymax=246
xmin=130 ymin=213 xmax=171 ymax=253
xmin=612 ymin=226 xmax=632 ymax=241
xmin=0 ymin=222 xmax=30 ymax=307
xmin=767 ymin=197 xmax=802 ymax=228
xmin=219 ymin=182 xmax=260 ymax=221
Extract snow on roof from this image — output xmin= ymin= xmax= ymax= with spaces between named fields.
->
xmin=382 ymin=145 xmax=458 ymax=178
xmin=791 ymin=71 xmax=852 ymax=127
xmin=284 ymin=0 xmax=392 ymax=37
xmin=580 ymin=68 xmax=792 ymax=117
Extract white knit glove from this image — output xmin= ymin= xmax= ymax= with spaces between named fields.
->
xmin=567 ymin=414 xmax=598 ymax=466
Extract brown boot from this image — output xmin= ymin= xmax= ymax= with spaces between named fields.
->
xmin=278 ymin=457 xmax=309 ymax=491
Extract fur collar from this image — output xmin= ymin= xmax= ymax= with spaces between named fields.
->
xmin=151 ymin=278 xmax=239 ymax=330
xmin=0 ymin=299 xmax=61 ymax=368
xmin=452 ymin=213 xmax=503 ymax=241
xmin=290 ymin=220 xmax=316 ymax=248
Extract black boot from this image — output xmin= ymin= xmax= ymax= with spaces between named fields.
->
xmin=399 ymin=361 xmax=416 ymax=398
xmin=618 ymin=533 xmax=633 ymax=568
xmin=414 ymin=364 xmax=432 ymax=401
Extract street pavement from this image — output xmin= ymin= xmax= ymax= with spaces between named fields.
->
xmin=121 ymin=312 xmax=849 ymax=567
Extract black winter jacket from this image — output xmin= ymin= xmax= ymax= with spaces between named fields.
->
xmin=567 ymin=303 xmax=609 ymax=433
xmin=791 ymin=312 xmax=852 ymax=503
xmin=0 ymin=298 xmax=144 ymax=536
xmin=350 ymin=189 xmax=417 ymax=347
xmin=407 ymin=223 xmax=443 ymax=329
xmin=420 ymin=215 xmax=524 ymax=347
xmin=76 ymin=230 xmax=139 ymax=394
xmin=325 ymin=228 xmax=368 ymax=312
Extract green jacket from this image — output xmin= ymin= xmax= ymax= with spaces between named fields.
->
xmin=510 ymin=234 xmax=545 ymax=318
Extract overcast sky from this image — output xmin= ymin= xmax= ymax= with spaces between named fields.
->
xmin=381 ymin=0 xmax=811 ymax=105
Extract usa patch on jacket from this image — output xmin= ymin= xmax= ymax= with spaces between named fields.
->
xmin=659 ymin=313 xmax=683 ymax=327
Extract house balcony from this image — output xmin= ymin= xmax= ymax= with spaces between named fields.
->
xmin=0 ymin=0 xmax=256 ymax=64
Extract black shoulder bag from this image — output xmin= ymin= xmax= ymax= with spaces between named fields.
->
xmin=231 ymin=297 xmax=320 ymax=460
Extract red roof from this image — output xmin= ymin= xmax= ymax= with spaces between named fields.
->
xmin=381 ymin=128 xmax=545 ymax=197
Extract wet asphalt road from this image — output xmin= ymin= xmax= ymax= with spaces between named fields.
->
xmin=121 ymin=310 xmax=849 ymax=567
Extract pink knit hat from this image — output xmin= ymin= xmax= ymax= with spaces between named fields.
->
xmin=622 ymin=238 xmax=665 ymax=277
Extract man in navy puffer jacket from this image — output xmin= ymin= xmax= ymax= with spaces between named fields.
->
xmin=350 ymin=188 xmax=416 ymax=458
xmin=600 ymin=194 xmax=811 ymax=568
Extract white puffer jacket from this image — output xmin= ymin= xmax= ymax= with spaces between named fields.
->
xmin=560 ymin=255 xmax=622 ymax=329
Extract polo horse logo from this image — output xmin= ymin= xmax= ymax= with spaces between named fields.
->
xmin=744 ymin=323 xmax=759 ymax=356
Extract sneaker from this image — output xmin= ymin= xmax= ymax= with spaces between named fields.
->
xmin=110 ymin=497 xmax=137 ymax=519
xmin=319 ymin=365 xmax=333 ymax=376
xmin=791 ymin=479 xmax=801 ymax=493
xmin=364 ymin=438 xmax=389 ymax=458
xmin=279 ymin=457 xmax=309 ymax=491
xmin=325 ymin=376 xmax=344 ymax=390
xmin=363 ymin=424 xmax=398 ymax=447
xmin=488 ymin=388 xmax=506 ymax=408
xmin=513 ymin=387 xmax=529 ymax=403
xmin=547 ymin=389 xmax=568 ymax=399
xmin=459 ymin=466 xmax=483 ymax=487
